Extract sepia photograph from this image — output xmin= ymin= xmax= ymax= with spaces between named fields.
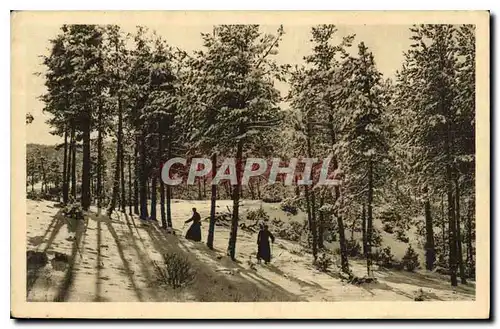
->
xmin=10 ymin=10 xmax=490 ymax=319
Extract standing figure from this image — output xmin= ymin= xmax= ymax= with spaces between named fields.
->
xmin=185 ymin=207 xmax=202 ymax=242
xmin=257 ymin=224 xmax=275 ymax=264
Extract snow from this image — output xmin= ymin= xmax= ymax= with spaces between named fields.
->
xmin=26 ymin=199 xmax=475 ymax=302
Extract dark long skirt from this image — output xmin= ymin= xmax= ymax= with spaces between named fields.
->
xmin=185 ymin=223 xmax=202 ymax=242
xmin=257 ymin=241 xmax=271 ymax=262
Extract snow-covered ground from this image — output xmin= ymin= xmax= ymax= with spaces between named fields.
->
xmin=26 ymin=199 xmax=476 ymax=302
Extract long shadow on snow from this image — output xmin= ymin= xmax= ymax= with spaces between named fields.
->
xmin=118 ymin=212 xmax=161 ymax=301
xmin=53 ymin=215 xmax=89 ymax=302
xmin=376 ymin=268 xmax=475 ymax=296
xmin=92 ymin=213 xmax=145 ymax=302
xmin=264 ymin=263 xmax=329 ymax=291
xmin=41 ymin=210 xmax=66 ymax=253
xmin=144 ymin=224 xmax=304 ymax=302
xmin=26 ymin=210 xmax=67 ymax=297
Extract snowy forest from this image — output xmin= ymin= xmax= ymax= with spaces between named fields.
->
xmin=25 ymin=24 xmax=476 ymax=302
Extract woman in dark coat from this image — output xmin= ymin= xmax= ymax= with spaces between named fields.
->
xmin=257 ymin=224 xmax=275 ymax=264
xmin=184 ymin=208 xmax=202 ymax=242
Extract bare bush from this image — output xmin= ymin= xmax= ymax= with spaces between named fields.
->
xmin=154 ymin=253 xmax=196 ymax=289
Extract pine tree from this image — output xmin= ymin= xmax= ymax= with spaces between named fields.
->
xmin=142 ymin=33 xmax=178 ymax=227
xmin=67 ymin=25 xmax=105 ymax=210
xmin=395 ymin=25 xmax=470 ymax=286
xmin=338 ymin=42 xmax=391 ymax=277
xmin=187 ymin=25 xmax=285 ymax=259
xmin=106 ymin=25 xmax=130 ymax=216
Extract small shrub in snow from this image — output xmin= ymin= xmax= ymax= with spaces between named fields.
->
xmin=374 ymin=246 xmax=395 ymax=268
xmin=383 ymin=223 xmax=394 ymax=234
xmin=275 ymin=221 xmax=303 ymax=242
xmin=414 ymin=288 xmax=425 ymax=301
xmin=280 ymin=198 xmax=298 ymax=215
xmin=315 ymin=253 xmax=333 ymax=272
xmin=466 ymin=261 xmax=476 ymax=279
xmin=370 ymin=228 xmax=382 ymax=248
xmin=434 ymin=266 xmax=450 ymax=275
xmin=156 ymin=252 xmax=196 ymax=289
xmin=62 ymin=202 xmax=84 ymax=220
xmin=27 ymin=190 xmax=41 ymax=201
xmin=346 ymin=239 xmax=362 ymax=257
xmin=246 ymin=207 xmax=270 ymax=222
xmin=402 ymin=245 xmax=420 ymax=272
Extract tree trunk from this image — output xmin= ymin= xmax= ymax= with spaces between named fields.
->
xmin=425 ymin=196 xmax=436 ymax=270
xmin=455 ymin=177 xmax=466 ymax=284
xmin=361 ymin=204 xmax=368 ymax=258
xmin=96 ymin=107 xmax=103 ymax=209
xmin=304 ymin=185 xmax=314 ymax=255
xmin=71 ymin=128 xmax=76 ymax=199
xmin=166 ymin=141 xmax=172 ymax=228
xmin=62 ymin=126 xmax=69 ymax=204
xmin=318 ymin=193 xmax=324 ymax=249
xmin=441 ymin=193 xmax=446 ymax=259
xmin=158 ymin=133 xmax=166 ymax=228
xmin=39 ymin=158 xmax=47 ymax=194
xmin=160 ymin=179 xmax=166 ymax=227
xmin=139 ymin=129 xmax=149 ymax=219
xmin=329 ymin=113 xmax=349 ymax=274
xmin=197 ymin=178 xmax=202 ymax=200
xmin=150 ymin=172 xmax=157 ymax=221
xmin=350 ymin=212 xmax=357 ymax=241
xmin=108 ymin=97 xmax=124 ymax=216
xmin=81 ymin=114 xmax=91 ymax=211
xmin=366 ymin=159 xmax=373 ymax=277
xmin=447 ymin=165 xmax=458 ymax=286
xmin=228 ymin=139 xmax=243 ymax=261
xmin=120 ymin=145 xmax=126 ymax=213
xmin=207 ymin=153 xmax=218 ymax=249
xmin=249 ymin=180 xmax=256 ymax=200
xmin=466 ymin=197 xmax=474 ymax=278
xmin=336 ymin=184 xmax=349 ymax=274
xmin=256 ymin=178 xmax=261 ymax=199
xmin=203 ymin=176 xmax=207 ymax=199
xmin=227 ymin=182 xmax=232 ymax=199
xmin=306 ymin=123 xmax=318 ymax=260
xmin=128 ymin=155 xmax=133 ymax=215
xmin=133 ymin=137 xmax=139 ymax=215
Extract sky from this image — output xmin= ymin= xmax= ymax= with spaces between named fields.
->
xmin=20 ymin=23 xmax=413 ymax=145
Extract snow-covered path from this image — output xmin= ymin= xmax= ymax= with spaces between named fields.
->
xmin=26 ymin=200 xmax=476 ymax=302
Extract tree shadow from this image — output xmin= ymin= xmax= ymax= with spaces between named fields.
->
xmin=84 ymin=212 xmax=145 ymax=302
xmin=264 ymin=263 xmax=328 ymax=291
xmin=122 ymin=212 xmax=147 ymax=250
xmin=100 ymin=215 xmax=145 ymax=302
xmin=27 ymin=211 xmax=66 ymax=296
xmin=120 ymin=212 xmax=160 ymax=301
xmin=26 ymin=251 xmax=49 ymax=297
xmin=353 ymin=279 xmax=445 ymax=301
xmin=40 ymin=211 xmax=66 ymax=253
xmin=376 ymin=268 xmax=476 ymax=296
xmin=94 ymin=218 xmax=103 ymax=302
xmin=145 ymin=224 xmax=303 ymax=302
xmin=53 ymin=215 xmax=89 ymax=302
